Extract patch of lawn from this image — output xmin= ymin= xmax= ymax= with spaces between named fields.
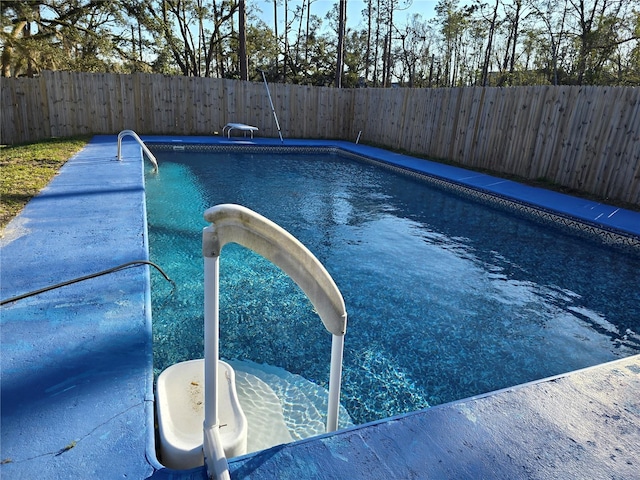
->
xmin=0 ymin=136 xmax=90 ymax=231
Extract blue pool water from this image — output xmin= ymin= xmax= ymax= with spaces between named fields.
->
xmin=146 ymin=149 xmax=640 ymax=425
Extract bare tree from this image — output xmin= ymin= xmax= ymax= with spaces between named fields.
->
xmin=530 ymin=0 xmax=569 ymax=85
xmin=567 ymin=0 xmax=633 ymax=84
xmin=363 ymin=0 xmax=374 ymax=83
xmin=494 ymin=0 xmax=526 ymax=85
xmin=479 ymin=0 xmax=500 ymax=86
xmin=393 ymin=15 xmax=430 ymax=87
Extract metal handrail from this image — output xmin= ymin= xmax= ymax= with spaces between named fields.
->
xmin=117 ymin=130 xmax=158 ymax=170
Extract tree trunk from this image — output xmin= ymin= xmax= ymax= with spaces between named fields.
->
xmin=239 ymin=0 xmax=248 ymax=80
xmin=273 ymin=0 xmax=279 ymax=80
xmin=305 ymin=0 xmax=311 ymax=64
xmin=364 ymin=0 xmax=373 ymax=82
xmin=481 ymin=0 xmax=499 ymax=87
xmin=335 ymin=0 xmax=347 ymax=87
xmin=385 ymin=8 xmax=393 ymax=86
xmin=1 ymin=21 xmax=26 ymax=77
xmin=295 ymin=0 xmax=305 ymax=69
xmin=283 ymin=0 xmax=289 ymax=82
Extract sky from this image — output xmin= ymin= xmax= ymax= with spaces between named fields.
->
xmin=254 ymin=0 xmax=442 ymax=32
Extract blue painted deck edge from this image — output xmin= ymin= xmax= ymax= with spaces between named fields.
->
xmin=1 ymin=135 xmax=156 ymax=478
xmin=1 ymin=134 xmax=638 ymax=480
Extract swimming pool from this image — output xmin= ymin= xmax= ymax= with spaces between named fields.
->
xmin=145 ymin=146 xmax=640 ymax=427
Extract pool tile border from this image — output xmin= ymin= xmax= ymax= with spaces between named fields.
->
xmin=149 ymin=143 xmax=640 ymax=254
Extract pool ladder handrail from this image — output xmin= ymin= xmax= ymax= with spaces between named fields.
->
xmin=201 ymin=204 xmax=348 ymax=479
xmin=117 ymin=130 xmax=158 ymax=170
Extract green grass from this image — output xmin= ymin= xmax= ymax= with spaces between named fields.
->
xmin=0 ymin=137 xmax=90 ymax=231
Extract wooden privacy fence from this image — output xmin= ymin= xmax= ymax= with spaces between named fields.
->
xmin=2 ymin=71 xmax=639 ymax=205
xmin=351 ymin=86 xmax=640 ymax=206
xmin=0 ymin=71 xmax=351 ymax=140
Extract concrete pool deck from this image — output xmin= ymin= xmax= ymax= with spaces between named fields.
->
xmin=1 ymin=135 xmax=639 ymax=479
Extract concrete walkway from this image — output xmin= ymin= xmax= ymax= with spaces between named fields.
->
xmin=224 ymin=356 xmax=640 ymax=480
xmin=1 ymin=135 xmax=638 ymax=479
xmin=1 ymin=136 xmax=154 ymax=478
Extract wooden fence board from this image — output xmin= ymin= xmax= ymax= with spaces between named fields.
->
xmin=471 ymin=87 xmax=492 ymax=168
xmin=536 ymin=86 xmax=566 ymax=180
xmin=487 ymin=87 xmax=506 ymax=170
xmin=521 ymin=86 xmax=548 ymax=179
xmin=605 ymin=88 xmax=640 ymax=204
xmin=425 ymin=88 xmax=442 ymax=155
xmin=546 ymin=87 xmax=578 ymax=183
xmin=426 ymin=88 xmax=447 ymax=160
xmin=359 ymin=88 xmax=381 ymax=143
xmin=461 ymin=87 xmax=484 ymax=168
xmin=505 ymin=88 xmax=532 ymax=176
xmin=407 ymin=90 xmax=425 ymax=153
xmin=582 ymin=87 xmax=621 ymax=193
xmin=561 ymin=86 xmax=595 ymax=188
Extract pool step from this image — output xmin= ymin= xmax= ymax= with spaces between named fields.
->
xmin=230 ymin=360 xmax=354 ymax=442
xmin=156 ymin=359 xmax=354 ymax=469
xmin=232 ymin=365 xmax=294 ymax=453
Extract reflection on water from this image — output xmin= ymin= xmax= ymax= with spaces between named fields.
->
xmin=147 ymin=151 xmax=640 ymax=425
